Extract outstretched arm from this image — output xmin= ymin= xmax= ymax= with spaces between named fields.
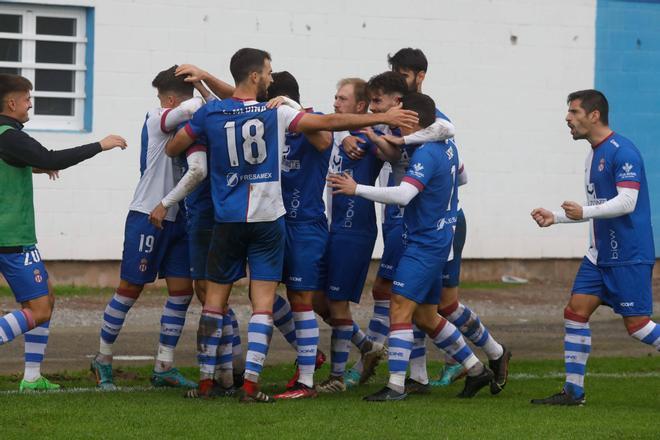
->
xmin=294 ymin=105 xmax=418 ymax=133
xmin=327 ymin=172 xmax=419 ymax=206
xmin=403 ymin=118 xmax=455 ymax=144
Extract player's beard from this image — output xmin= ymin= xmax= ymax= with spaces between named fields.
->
xmin=257 ymin=80 xmax=269 ymax=102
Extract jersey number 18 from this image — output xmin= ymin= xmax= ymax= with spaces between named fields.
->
xmin=224 ymin=119 xmax=267 ymax=166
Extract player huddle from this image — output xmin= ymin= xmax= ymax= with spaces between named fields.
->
xmin=0 ymin=46 xmax=657 ymax=406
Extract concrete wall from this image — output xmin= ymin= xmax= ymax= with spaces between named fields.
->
xmin=6 ymin=0 xmax=601 ymax=260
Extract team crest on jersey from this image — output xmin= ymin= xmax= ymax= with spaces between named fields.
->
xmin=139 ymin=258 xmax=148 ymax=272
xmin=33 ymin=269 xmax=43 ymax=283
xmin=226 ymin=172 xmax=239 ymax=187
xmin=410 ymin=162 xmax=425 ymax=178
xmin=445 ymin=147 xmax=454 ymax=160
xmin=598 ymin=158 xmax=605 ymax=172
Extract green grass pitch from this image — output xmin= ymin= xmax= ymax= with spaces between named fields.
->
xmin=0 ymin=357 xmax=657 ymax=439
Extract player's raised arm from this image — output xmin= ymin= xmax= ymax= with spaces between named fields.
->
xmin=328 ymin=172 xmax=419 ymax=206
xmin=176 ymin=64 xmax=235 ymax=99
xmin=294 ymin=104 xmax=418 ymax=134
xmin=165 ymin=126 xmax=195 ymax=157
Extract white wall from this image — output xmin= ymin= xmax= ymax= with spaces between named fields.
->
xmin=18 ymin=0 xmax=597 ymax=260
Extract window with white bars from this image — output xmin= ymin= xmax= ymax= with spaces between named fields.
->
xmin=0 ymin=4 xmax=90 ymax=131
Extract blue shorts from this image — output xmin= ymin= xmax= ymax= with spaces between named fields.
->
xmin=206 ymin=218 xmax=285 ymax=284
xmin=0 ymin=246 xmax=49 ymax=303
xmin=378 ymin=222 xmax=404 ymax=281
xmin=442 ymin=209 xmax=466 ymax=288
xmin=120 ymin=211 xmax=190 ymax=285
xmin=283 ymin=218 xmax=328 ymax=291
xmin=572 ymin=257 xmax=654 ymax=317
xmin=188 ymin=226 xmax=212 ymax=280
xmin=325 ymin=233 xmax=376 ymax=303
xmin=392 ymin=244 xmax=449 ymax=305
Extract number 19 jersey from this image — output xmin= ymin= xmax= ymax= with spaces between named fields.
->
xmin=185 ymin=98 xmax=303 ymax=223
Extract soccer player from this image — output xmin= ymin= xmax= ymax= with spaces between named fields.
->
xmin=329 ymin=92 xmax=494 ymax=401
xmin=388 ymin=48 xmax=511 ymax=393
xmin=263 ymin=71 xmax=332 ymax=399
xmin=90 ymin=66 xmax=207 ymax=391
xmin=316 ymin=77 xmax=398 ymax=394
xmin=165 ymin=48 xmax=418 ymax=403
xmin=530 ymin=90 xmax=659 ymax=406
xmin=0 ymin=73 xmax=127 ymax=391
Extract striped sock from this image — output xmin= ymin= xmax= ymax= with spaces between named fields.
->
xmin=0 ymin=309 xmax=35 ymax=345
xmin=409 ymin=325 xmax=429 ymax=384
xmin=367 ymin=299 xmax=390 ymax=346
xmin=155 ymin=290 xmax=193 ymax=372
xmin=24 ymin=320 xmax=50 ymax=381
xmin=293 ymin=304 xmax=319 ymax=387
xmin=197 ymin=307 xmax=224 ymax=381
xmin=228 ymin=308 xmax=244 ymax=375
xmin=440 ymin=301 xmax=503 ymax=360
xmin=563 ymin=308 xmax=591 ymax=398
xmin=387 ymin=323 xmax=414 ymax=393
xmin=430 ymin=318 xmax=480 ymax=374
xmin=99 ymin=289 xmax=139 ymax=357
xmin=215 ymin=312 xmax=235 ymax=388
xmin=273 ymin=295 xmax=297 ymax=350
xmin=351 ymin=321 xmax=369 ymax=352
xmin=331 ymin=319 xmax=354 ymax=377
xmin=244 ymin=312 xmax=274 ymax=383
xmin=629 ymin=318 xmax=660 ymax=350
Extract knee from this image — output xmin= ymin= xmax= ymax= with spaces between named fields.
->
xmin=564 ymin=306 xmax=590 ymax=323
xmin=623 ymin=316 xmax=650 ymax=335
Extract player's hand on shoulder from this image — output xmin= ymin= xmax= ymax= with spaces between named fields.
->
xmin=149 ymin=202 xmax=168 ymax=230
xmin=530 ymin=207 xmax=555 ymax=227
xmin=561 ymin=201 xmax=583 ymax=220
xmin=327 ymin=171 xmax=357 ymax=195
xmin=341 ymin=135 xmax=366 ymax=160
xmin=175 ymin=64 xmax=206 ymax=82
xmin=384 ymin=103 xmax=418 ymax=129
xmin=99 ymin=135 xmax=128 ymax=151
xmin=266 ymin=96 xmax=303 ymax=110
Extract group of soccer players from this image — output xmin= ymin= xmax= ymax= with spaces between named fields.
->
xmin=0 ymin=46 xmax=658 ymax=405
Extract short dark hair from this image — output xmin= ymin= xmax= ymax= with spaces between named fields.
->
xmin=267 ymin=71 xmax=300 ymax=104
xmin=567 ymin=89 xmax=609 ymax=125
xmin=0 ymin=74 xmax=32 ymax=112
xmin=388 ymin=48 xmax=428 ymax=73
xmin=366 ymin=71 xmax=409 ymax=98
xmin=230 ymin=48 xmax=272 ymax=84
xmin=401 ymin=92 xmax=436 ymax=128
xmin=152 ymin=65 xmax=193 ymax=97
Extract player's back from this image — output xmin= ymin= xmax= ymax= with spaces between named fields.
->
xmin=186 ymin=98 xmax=302 ymax=223
xmin=402 ymin=140 xmax=459 ymax=250
xmin=129 ymin=109 xmax=179 ymax=221
xmin=281 ymin=111 xmax=332 ymax=222
xmin=328 ymin=131 xmax=383 ymax=237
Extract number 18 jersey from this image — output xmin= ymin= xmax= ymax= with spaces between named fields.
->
xmin=185 ymin=98 xmax=303 ymax=223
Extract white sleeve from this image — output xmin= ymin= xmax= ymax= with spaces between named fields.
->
xmin=552 ymin=210 xmax=587 ymax=224
xmin=277 ymin=105 xmax=304 ymax=133
xmin=334 ymin=131 xmax=350 ymax=145
xmin=402 ymin=118 xmax=455 ymax=144
xmin=162 ymin=97 xmax=205 ymax=132
xmin=457 ymin=161 xmax=467 ymax=186
xmin=161 ymin=151 xmax=208 ymax=208
xmin=355 ymin=181 xmax=419 ymax=206
xmin=582 ymin=187 xmax=638 ymax=219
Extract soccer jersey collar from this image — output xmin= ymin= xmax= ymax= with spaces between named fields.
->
xmin=591 ymin=131 xmax=614 ymax=150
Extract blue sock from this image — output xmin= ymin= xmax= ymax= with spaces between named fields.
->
xmin=228 ymin=308 xmax=244 ymax=374
xmin=99 ymin=289 xmax=138 ymax=357
xmin=629 ymin=319 xmax=660 ymax=350
xmin=331 ymin=319 xmax=354 ymax=377
xmin=24 ymin=320 xmax=49 ymax=381
xmin=197 ymin=308 xmax=223 ymax=381
xmin=367 ymin=299 xmax=390 ymax=346
xmin=387 ymin=323 xmax=413 ymax=393
xmin=156 ymin=291 xmax=193 ymax=371
xmin=431 ymin=319 xmax=480 ymax=374
xmin=244 ymin=312 xmax=274 ymax=383
xmin=563 ymin=309 xmax=591 ymax=398
xmin=293 ymin=305 xmax=319 ymax=387
xmin=273 ymin=295 xmax=297 ymax=350
xmin=0 ymin=309 xmax=34 ymax=345
xmin=409 ymin=325 xmax=428 ymax=384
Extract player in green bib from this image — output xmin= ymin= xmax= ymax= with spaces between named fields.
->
xmin=0 ymin=74 xmax=127 ymax=391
